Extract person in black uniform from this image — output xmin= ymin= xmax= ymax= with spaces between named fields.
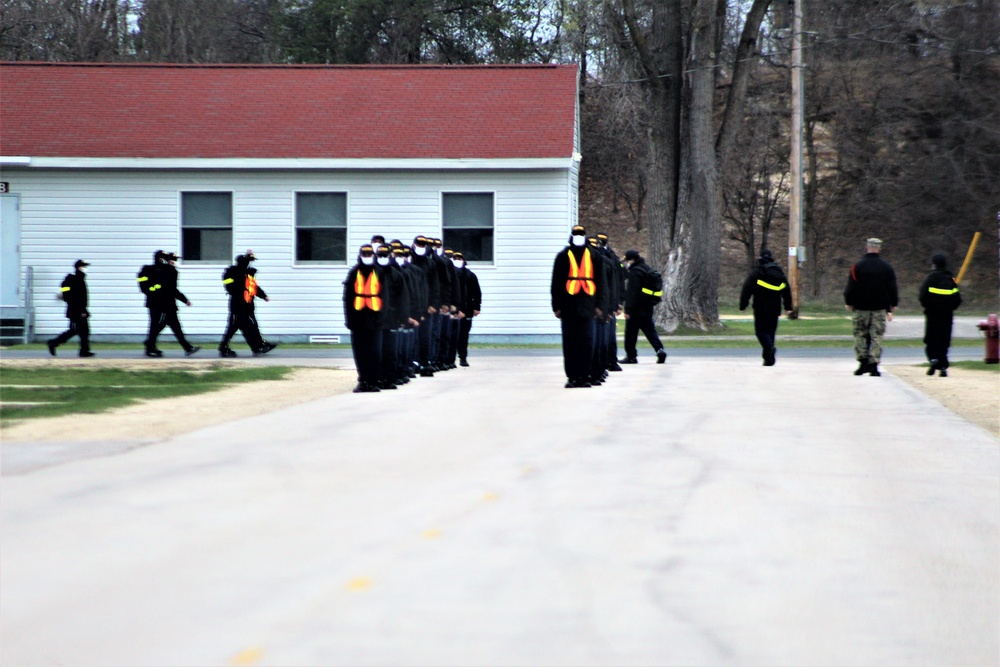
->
xmin=409 ymin=236 xmax=439 ymax=376
xmin=587 ymin=236 xmax=614 ymax=385
xmin=453 ymin=252 xmax=481 ymax=367
xmin=620 ymin=249 xmax=667 ymax=365
xmin=919 ymin=253 xmax=962 ymax=377
xmin=219 ymin=250 xmax=276 ymax=357
xmin=597 ymin=232 xmax=626 ymax=372
xmin=399 ymin=245 xmax=426 ymax=377
xmin=442 ymin=248 xmax=464 ymax=369
xmin=430 ymin=238 xmax=453 ymax=371
xmin=344 ymin=244 xmax=386 ymax=393
xmin=844 ymin=237 xmax=898 ymax=377
xmin=48 ymin=259 xmax=94 ymax=357
xmin=739 ymin=248 xmax=794 ymax=366
xmin=376 ymin=244 xmax=409 ymax=389
xmin=138 ymin=250 xmax=199 ymax=357
xmin=551 ymin=225 xmax=606 ymax=388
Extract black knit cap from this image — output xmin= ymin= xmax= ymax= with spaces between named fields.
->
xmin=624 ymin=249 xmax=641 ymax=261
xmin=932 ymin=253 xmax=947 ymax=268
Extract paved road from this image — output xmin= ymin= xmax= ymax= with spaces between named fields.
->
xmin=1 ymin=354 xmax=997 ymax=666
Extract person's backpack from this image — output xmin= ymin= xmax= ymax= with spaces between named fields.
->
xmin=640 ymin=266 xmax=664 ymax=304
xmin=136 ymin=264 xmax=156 ymax=296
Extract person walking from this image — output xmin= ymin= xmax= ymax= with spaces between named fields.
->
xmin=620 ymin=249 xmax=667 ymax=365
xmin=453 ymin=252 xmax=481 ymax=367
xmin=844 ymin=237 xmax=898 ymax=376
xmin=219 ymin=250 xmax=276 ymax=357
xmin=344 ymin=244 xmax=386 ymax=393
xmin=739 ymin=249 xmax=794 ymax=366
xmin=919 ymin=253 xmax=962 ymax=377
xmin=138 ymin=250 xmax=199 ymax=357
xmin=551 ymin=225 xmax=606 ymax=388
xmin=47 ymin=259 xmax=94 ymax=357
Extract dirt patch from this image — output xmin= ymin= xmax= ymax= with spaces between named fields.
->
xmin=0 ymin=359 xmax=355 ymax=443
xmin=889 ymin=364 xmax=999 ymax=438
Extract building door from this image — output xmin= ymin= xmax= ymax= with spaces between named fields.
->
xmin=1 ymin=194 xmax=21 ymax=307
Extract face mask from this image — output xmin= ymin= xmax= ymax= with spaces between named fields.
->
xmin=78 ymin=268 xmax=86 ymax=274
xmin=414 ymin=246 xmax=427 ymax=256
xmin=360 ymin=256 xmax=374 ymax=266
xmin=371 ymin=242 xmax=381 ymax=251
xmin=452 ymin=259 xmax=464 ymax=269
xmin=377 ymin=257 xmax=390 ymax=266
xmin=435 ymin=247 xmax=444 ymax=256
xmin=571 ymin=235 xmax=586 ymax=247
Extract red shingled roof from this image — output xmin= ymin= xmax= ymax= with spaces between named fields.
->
xmin=0 ymin=63 xmax=577 ymax=160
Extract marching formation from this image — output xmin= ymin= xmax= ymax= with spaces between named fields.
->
xmin=343 ymin=236 xmax=482 ymax=393
xmin=43 ymin=234 xmax=960 ymax=384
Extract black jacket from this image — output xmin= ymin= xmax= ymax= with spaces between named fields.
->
xmin=457 ymin=266 xmax=482 ymax=317
xmin=222 ymin=264 xmax=268 ymax=312
xmin=60 ymin=270 xmax=89 ymax=318
xmin=401 ymin=262 xmax=427 ymax=324
xmin=343 ymin=263 xmax=386 ymax=331
xmin=138 ymin=263 xmax=188 ymax=311
xmin=409 ymin=248 xmax=438 ymax=312
xmin=624 ymin=259 xmax=656 ymax=314
xmin=380 ymin=262 xmax=410 ymax=329
xmin=844 ymin=253 xmax=898 ymax=311
xmin=740 ymin=262 xmax=793 ymax=314
xmin=432 ymin=251 xmax=453 ymax=309
xmin=918 ymin=269 xmax=962 ymax=315
xmin=551 ymin=245 xmax=606 ymax=319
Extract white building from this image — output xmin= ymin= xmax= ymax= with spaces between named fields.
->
xmin=0 ymin=63 xmax=580 ymax=344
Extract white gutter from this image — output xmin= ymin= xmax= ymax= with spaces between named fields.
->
xmin=0 ymin=157 xmax=574 ymax=171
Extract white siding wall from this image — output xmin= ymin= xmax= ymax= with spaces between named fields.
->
xmin=10 ymin=168 xmax=573 ymax=339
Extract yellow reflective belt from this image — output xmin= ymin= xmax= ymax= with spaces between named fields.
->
xmin=756 ymin=279 xmax=786 ymax=291
xmin=137 ymin=276 xmax=148 ymax=283
xmin=61 ymin=286 xmax=71 ymax=292
xmin=149 ymin=284 xmax=161 ymax=291
xmin=222 ymin=278 xmax=234 ymax=285
xmin=928 ymin=286 xmax=958 ymax=295
xmin=641 ymin=287 xmax=663 ymax=297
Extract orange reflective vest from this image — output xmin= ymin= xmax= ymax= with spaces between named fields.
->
xmin=566 ymin=248 xmax=596 ymax=296
xmin=354 ymin=270 xmax=382 ymax=311
xmin=244 ymin=275 xmax=257 ymax=303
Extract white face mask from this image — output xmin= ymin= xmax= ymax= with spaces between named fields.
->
xmin=360 ymin=256 xmax=375 ymax=266
xmin=371 ymin=242 xmax=381 ymax=251
xmin=377 ymin=257 xmax=390 ymax=266
xmin=571 ymin=235 xmax=586 ymax=247
xmin=78 ymin=268 xmax=86 ymax=274
xmin=452 ymin=259 xmax=464 ymax=269
xmin=435 ymin=247 xmax=444 ymax=256
xmin=414 ymin=245 xmax=427 ymax=256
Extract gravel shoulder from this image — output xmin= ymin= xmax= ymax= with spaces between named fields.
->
xmin=888 ymin=364 xmax=999 ymax=438
xmin=0 ymin=359 xmax=356 ymax=443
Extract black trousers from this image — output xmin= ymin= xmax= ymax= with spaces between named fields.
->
xmin=458 ymin=318 xmax=473 ymax=361
xmin=52 ymin=315 xmax=90 ymax=353
xmin=561 ymin=314 xmax=596 ymax=381
xmin=623 ymin=310 xmax=662 ymax=360
xmin=607 ymin=316 xmax=619 ymax=367
xmin=924 ymin=312 xmax=954 ymax=368
xmin=592 ymin=317 xmax=607 ymax=378
xmin=753 ymin=310 xmax=780 ymax=358
xmin=351 ymin=328 xmax=383 ymax=385
xmin=221 ymin=309 xmax=264 ymax=351
xmin=381 ymin=329 xmax=399 ymax=382
xmin=146 ymin=307 xmax=192 ymax=352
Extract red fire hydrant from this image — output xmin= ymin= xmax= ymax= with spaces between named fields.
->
xmin=978 ymin=313 xmax=999 ymax=364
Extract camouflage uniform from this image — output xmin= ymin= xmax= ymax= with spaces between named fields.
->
xmin=852 ymin=309 xmax=887 ymax=364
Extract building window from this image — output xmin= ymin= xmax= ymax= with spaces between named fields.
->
xmin=296 ymin=192 xmax=347 ymax=263
xmin=181 ymin=192 xmax=232 ymax=262
xmin=443 ymin=193 xmax=494 ymax=262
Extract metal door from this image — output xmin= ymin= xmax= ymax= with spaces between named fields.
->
xmin=0 ymin=194 xmax=21 ymax=307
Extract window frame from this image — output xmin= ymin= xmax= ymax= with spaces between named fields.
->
xmin=440 ymin=190 xmax=496 ymax=267
xmin=292 ymin=190 xmax=351 ymax=267
xmin=179 ymin=190 xmax=234 ymax=264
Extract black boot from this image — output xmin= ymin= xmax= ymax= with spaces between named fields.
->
xmin=854 ymin=360 xmax=870 ymax=376
xmin=927 ymin=360 xmax=938 ymax=376
xmin=868 ymin=364 xmax=881 ymax=377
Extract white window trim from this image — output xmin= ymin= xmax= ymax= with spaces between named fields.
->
xmin=291 ymin=189 xmax=351 ymax=268
xmin=440 ymin=189 xmax=497 ymax=268
xmin=178 ymin=190 xmax=234 ymax=265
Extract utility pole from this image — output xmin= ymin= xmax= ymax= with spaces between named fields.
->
xmin=788 ymin=0 xmax=804 ymax=318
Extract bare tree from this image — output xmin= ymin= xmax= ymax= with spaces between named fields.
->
xmin=1 ymin=0 xmax=133 ymax=61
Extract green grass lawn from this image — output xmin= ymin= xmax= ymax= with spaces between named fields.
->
xmin=0 ymin=366 xmax=291 ymax=423
xmin=946 ymin=360 xmax=1000 ymax=373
